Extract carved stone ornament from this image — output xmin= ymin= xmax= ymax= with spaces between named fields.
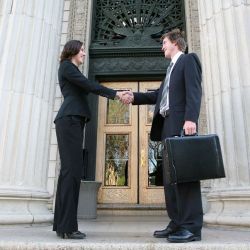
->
xmin=92 ymin=0 xmax=185 ymax=48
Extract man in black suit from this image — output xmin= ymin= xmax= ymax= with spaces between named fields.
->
xmin=121 ymin=29 xmax=202 ymax=243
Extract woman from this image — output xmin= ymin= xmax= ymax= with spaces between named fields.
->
xmin=53 ymin=40 xmax=123 ymax=239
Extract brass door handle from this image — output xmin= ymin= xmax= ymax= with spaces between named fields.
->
xmin=140 ymin=149 xmax=146 ymax=168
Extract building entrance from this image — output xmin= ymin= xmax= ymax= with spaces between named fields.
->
xmin=96 ymin=81 xmax=165 ymax=204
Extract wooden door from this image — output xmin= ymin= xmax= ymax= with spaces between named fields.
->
xmin=96 ymin=81 xmax=164 ymax=204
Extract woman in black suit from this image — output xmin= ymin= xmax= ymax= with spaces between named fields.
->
xmin=53 ymin=40 xmax=123 ymax=239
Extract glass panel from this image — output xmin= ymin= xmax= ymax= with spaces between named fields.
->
xmin=148 ymin=135 xmax=163 ymax=186
xmin=106 ymin=98 xmax=129 ymax=124
xmin=146 ymin=89 xmax=157 ymax=124
xmin=147 ymin=105 xmax=155 ymax=124
xmin=104 ymin=134 xmax=129 ymax=186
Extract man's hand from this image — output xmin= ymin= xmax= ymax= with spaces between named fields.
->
xmin=117 ymin=90 xmax=134 ymax=104
xmin=183 ymin=121 xmax=197 ymax=135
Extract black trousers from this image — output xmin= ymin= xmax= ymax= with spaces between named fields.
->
xmin=53 ymin=116 xmax=85 ymax=233
xmin=162 ymin=144 xmax=203 ymax=234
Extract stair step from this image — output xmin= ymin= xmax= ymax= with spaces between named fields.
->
xmin=97 ymin=203 xmax=167 ymax=216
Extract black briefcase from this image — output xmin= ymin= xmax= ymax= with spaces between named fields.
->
xmin=164 ymin=134 xmax=225 ymax=183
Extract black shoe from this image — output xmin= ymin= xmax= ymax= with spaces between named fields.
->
xmin=167 ymin=229 xmax=201 ymax=243
xmin=153 ymin=226 xmax=175 ymax=238
xmin=56 ymin=230 xmax=86 ymax=239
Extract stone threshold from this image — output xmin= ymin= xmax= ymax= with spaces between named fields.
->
xmin=97 ymin=203 xmax=167 ymax=216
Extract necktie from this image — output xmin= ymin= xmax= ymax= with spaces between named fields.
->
xmin=160 ymin=62 xmax=174 ymax=113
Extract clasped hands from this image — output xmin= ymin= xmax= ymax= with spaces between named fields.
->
xmin=116 ymin=90 xmax=134 ymax=105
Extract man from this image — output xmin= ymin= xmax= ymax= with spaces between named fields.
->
xmin=121 ymin=29 xmax=202 ymax=243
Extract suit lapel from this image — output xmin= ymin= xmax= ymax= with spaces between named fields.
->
xmin=171 ymin=54 xmax=184 ymax=74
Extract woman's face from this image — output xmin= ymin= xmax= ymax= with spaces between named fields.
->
xmin=72 ymin=46 xmax=86 ymax=66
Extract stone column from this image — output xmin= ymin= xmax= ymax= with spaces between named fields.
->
xmin=198 ymin=0 xmax=250 ymax=227
xmin=0 ymin=0 xmax=64 ymax=224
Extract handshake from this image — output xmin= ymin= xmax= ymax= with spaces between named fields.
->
xmin=116 ymin=90 xmax=134 ymax=105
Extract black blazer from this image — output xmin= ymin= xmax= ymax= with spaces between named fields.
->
xmin=133 ymin=53 xmax=202 ymax=141
xmin=55 ymin=59 xmax=116 ymax=122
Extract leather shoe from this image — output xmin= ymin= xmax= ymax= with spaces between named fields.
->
xmin=56 ymin=230 xmax=86 ymax=239
xmin=153 ymin=226 xmax=175 ymax=238
xmin=167 ymin=229 xmax=201 ymax=243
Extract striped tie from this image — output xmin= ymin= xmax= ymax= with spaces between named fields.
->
xmin=160 ymin=62 xmax=174 ymax=112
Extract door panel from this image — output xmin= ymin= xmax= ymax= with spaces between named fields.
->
xmin=96 ymin=82 xmax=138 ymax=203
xmin=138 ymin=82 xmax=164 ymax=204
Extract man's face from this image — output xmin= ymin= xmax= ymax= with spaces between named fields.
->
xmin=161 ymin=37 xmax=175 ymax=59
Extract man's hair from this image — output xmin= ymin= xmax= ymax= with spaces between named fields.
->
xmin=161 ymin=29 xmax=187 ymax=52
xmin=60 ymin=40 xmax=83 ymax=62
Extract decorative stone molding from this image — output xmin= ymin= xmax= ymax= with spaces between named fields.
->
xmin=68 ymin=0 xmax=93 ymax=75
xmin=90 ymin=56 xmax=167 ymax=77
xmin=91 ymin=0 xmax=185 ymax=48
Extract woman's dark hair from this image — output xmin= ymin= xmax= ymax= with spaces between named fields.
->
xmin=60 ymin=40 xmax=83 ymax=62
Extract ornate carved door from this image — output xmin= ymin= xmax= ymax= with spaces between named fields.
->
xmin=96 ymin=81 xmax=164 ymax=204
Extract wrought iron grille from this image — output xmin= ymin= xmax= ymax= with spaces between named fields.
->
xmin=92 ymin=0 xmax=185 ymax=47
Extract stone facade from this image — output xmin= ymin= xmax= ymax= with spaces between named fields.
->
xmin=1 ymin=0 xmax=249 ymax=227
xmin=49 ymin=0 xmax=210 ymax=211
xmin=49 ymin=0 xmax=250 ymax=228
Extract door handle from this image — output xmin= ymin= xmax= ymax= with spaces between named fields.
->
xmin=140 ymin=149 xmax=146 ymax=168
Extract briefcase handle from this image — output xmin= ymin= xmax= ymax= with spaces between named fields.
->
xmin=180 ymin=129 xmax=198 ymax=137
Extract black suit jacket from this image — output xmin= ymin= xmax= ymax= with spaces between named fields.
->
xmin=55 ymin=59 xmax=116 ymax=122
xmin=133 ymin=53 xmax=202 ymax=141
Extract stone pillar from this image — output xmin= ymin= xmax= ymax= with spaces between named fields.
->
xmin=198 ymin=0 xmax=250 ymax=227
xmin=0 ymin=0 xmax=64 ymax=224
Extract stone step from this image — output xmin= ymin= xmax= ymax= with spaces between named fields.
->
xmin=97 ymin=203 xmax=167 ymax=216
xmin=1 ymin=242 xmax=250 ymax=250
xmin=0 ymin=216 xmax=250 ymax=250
